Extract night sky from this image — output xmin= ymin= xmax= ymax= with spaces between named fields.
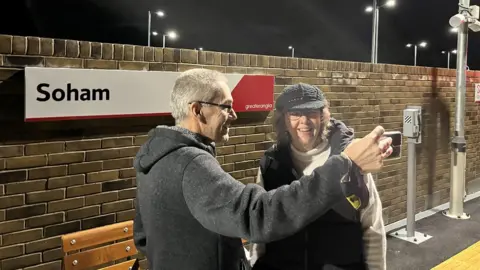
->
xmin=2 ymin=0 xmax=480 ymax=69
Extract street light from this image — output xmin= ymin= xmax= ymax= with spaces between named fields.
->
xmin=163 ymin=31 xmax=178 ymax=48
xmin=365 ymin=0 xmax=396 ymax=63
xmin=148 ymin=9 xmax=166 ymax=46
xmin=406 ymin=41 xmax=427 ymax=66
xmin=441 ymin=49 xmax=457 ymax=69
xmin=288 ymin=46 xmax=295 ymax=57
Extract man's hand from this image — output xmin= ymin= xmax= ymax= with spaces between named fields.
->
xmin=343 ymin=126 xmax=393 ymax=173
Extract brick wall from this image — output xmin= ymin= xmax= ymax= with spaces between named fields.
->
xmin=0 ymin=34 xmax=479 ymax=270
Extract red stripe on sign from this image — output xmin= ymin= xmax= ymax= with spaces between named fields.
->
xmin=25 ymin=112 xmax=171 ymax=122
xmin=231 ymin=75 xmax=274 ymax=112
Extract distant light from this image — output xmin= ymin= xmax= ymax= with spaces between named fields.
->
xmin=167 ymin=31 xmax=177 ymax=39
xmin=365 ymin=6 xmax=374 ymax=12
xmin=419 ymin=41 xmax=427 ymax=47
xmin=441 ymin=51 xmax=446 ymax=54
xmin=385 ymin=0 xmax=396 ymax=7
xmin=152 ymin=31 xmax=158 ymax=36
xmin=452 ymin=49 xmax=457 ymax=54
xmin=199 ymin=47 xmax=203 ymax=51
xmin=156 ymin=10 xmax=165 ymax=17
xmin=406 ymin=43 xmax=412 ymax=48
xmin=288 ymin=46 xmax=293 ymax=49
xmin=450 ymin=27 xmax=458 ymax=33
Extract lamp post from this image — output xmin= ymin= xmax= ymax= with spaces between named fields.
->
xmin=148 ymin=10 xmax=165 ymax=46
xmin=365 ymin=0 xmax=396 ymax=63
xmin=441 ymin=49 xmax=457 ymax=69
xmin=163 ymin=31 xmax=178 ymax=48
xmin=288 ymin=46 xmax=295 ymax=57
xmin=406 ymin=41 xmax=427 ymax=66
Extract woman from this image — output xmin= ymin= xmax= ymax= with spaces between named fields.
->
xmin=249 ymin=83 xmax=387 ymax=270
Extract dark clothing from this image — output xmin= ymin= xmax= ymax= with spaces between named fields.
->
xmin=253 ymin=119 xmax=368 ymax=270
xmin=133 ymin=126 xmax=356 ymax=270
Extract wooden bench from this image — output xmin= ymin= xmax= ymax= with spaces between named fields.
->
xmin=61 ymin=220 xmax=140 ymax=270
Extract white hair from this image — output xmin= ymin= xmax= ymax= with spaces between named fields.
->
xmin=170 ymin=68 xmax=228 ymax=124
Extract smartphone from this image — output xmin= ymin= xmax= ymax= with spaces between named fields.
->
xmin=382 ymin=131 xmax=402 ymax=160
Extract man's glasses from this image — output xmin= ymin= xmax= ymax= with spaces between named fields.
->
xmin=190 ymin=101 xmax=233 ymax=113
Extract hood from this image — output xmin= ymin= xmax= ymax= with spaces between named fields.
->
xmin=328 ymin=118 xmax=355 ymax=153
xmin=134 ymin=125 xmax=216 ymax=174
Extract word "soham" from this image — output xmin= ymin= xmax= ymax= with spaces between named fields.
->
xmin=36 ymin=83 xmax=110 ymax=101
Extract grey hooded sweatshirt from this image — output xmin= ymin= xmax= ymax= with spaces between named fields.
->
xmin=133 ymin=125 xmax=354 ymax=270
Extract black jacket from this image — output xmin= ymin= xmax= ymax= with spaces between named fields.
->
xmin=253 ymin=119 xmax=369 ymax=270
xmin=133 ymin=126 xmax=359 ymax=270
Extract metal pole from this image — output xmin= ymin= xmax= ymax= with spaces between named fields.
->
xmin=370 ymin=0 xmax=378 ymax=63
xmin=374 ymin=7 xmax=379 ymax=63
xmin=163 ymin=35 xmax=166 ymax=48
xmin=147 ymin=11 xmax=151 ymax=46
xmin=414 ymin=45 xmax=417 ymax=66
xmin=444 ymin=0 xmax=470 ymax=220
xmin=406 ymin=142 xmax=416 ymax=237
xmin=447 ymin=52 xmax=451 ymax=69
xmin=292 ymin=48 xmax=295 ymax=58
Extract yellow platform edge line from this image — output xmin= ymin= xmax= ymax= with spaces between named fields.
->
xmin=432 ymin=241 xmax=480 ymax=270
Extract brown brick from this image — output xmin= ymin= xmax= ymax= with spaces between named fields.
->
xmin=134 ymin=135 xmax=149 ymax=146
xmin=81 ymin=214 xmax=115 ymax=230
xmin=66 ymin=40 xmax=80 ymax=57
xmin=85 ymin=147 xmax=139 ymax=161
xmin=144 ymin=46 xmax=155 ymax=61
xmin=0 ymin=170 xmax=27 ymax=184
xmin=86 ymin=170 xmax=119 ymax=183
xmin=66 ymin=205 xmax=100 ymax=221
xmin=43 ymin=247 xmax=62 ymax=262
xmin=246 ymin=151 xmax=265 ymax=160
xmin=224 ymin=153 xmax=245 ymax=163
xmin=235 ymin=144 xmax=255 ymax=153
xmin=0 ymin=244 xmax=24 ymax=260
xmin=102 ymin=137 xmax=133 ymax=148
xmin=25 ymin=236 xmax=62 ymax=253
xmin=0 ymin=219 xmax=25 ymax=234
xmin=217 ymin=146 xmax=235 ymax=155
xmin=26 ymin=212 xmax=64 ymax=228
xmin=24 ymin=260 xmax=61 ymax=270
xmin=25 ymin=142 xmax=64 ymax=155
xmin=39 ymin=38 xmax=54 ymax=56
xmin=6 ymin=204 xmax=46 ymax=220
xmin=85 ymin=59 xmax=117 ymax=69
xmin=85 ymin=191 xmax=118 ymax=206
xmin=48 ymin=175 xmax=85 ymax=189
xmin=48 ymin=197 xmax=84 ymax=213
xmin=0 ymin=145 xmax=24 ymax=158
xmin=1 ymin=253 xmax=42 ymax=270
xmin=0 ymin=34 xmax=13 ymax=53
xmin=102 ymin=43 xmax=114 ymax=60
xmin=3 ymin=228 xmax=43 ymax=245
xmin=246 ymin=134 xmax=265 ymax=143
xmin=118 ymin=61 xmax=149 ymax=70
xmin=48 ymin=152 xmax=85 ymax=165
xmin=65 ymin=139 xmax=101 ymax=151
xmin=6 ymin=155 xmax=47 ymax=169
xmin=0 ymin=210 xmax=4 ymax=222
xmin=6 ymin=179 xmax=46 ymax=194
xmin=224 ymin=135 xmax=246 ymax=145
xmin=68 ymin=161 xmax=103 ymax=174
xmin=12 ymin=36 xmax=27 ymax=54
xmin=119 ymin=168 xmax=135 ymax=178
xmin=103 ymin=157 xmax=133 ymax=170
xmin=101 ymin=199 xmax=133 ymax=214
xmin=27 ymin=189 xmax=65 ymax=204
xmin=66 ymin=183 xmax=101 ymax=198
xmin=116 ymin=209 xmax=136 ymax=222
xmin=0 ymin=194 xmax=24 ymax=209
xmin=44 ymin=220 xmax=81 ymax=237
xmin=28 ymin=165 xmax=67 ymax=180
xmin=44 ymin=57 xmax=83 ymax=68
xmin=113 ymin=44 xmax=124 ymax=60
xmin=102 ymin=178 xmax=134 ymax=192
xmin=118 ymin=188 xmax=136 ymax=199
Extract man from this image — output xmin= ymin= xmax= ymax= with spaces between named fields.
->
xmin=249 ymin=83 xmax=386 ymax=270
xmin=133 ymin=68 xmax=393 ymax=270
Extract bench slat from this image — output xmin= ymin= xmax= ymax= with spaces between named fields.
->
xmin=63 ymin=239 xmax=137 ymax=270
xmin=99 ymin=259 xmax=137 ymax=270
xmin=62 ymin=221 xmax=133 ymax=252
